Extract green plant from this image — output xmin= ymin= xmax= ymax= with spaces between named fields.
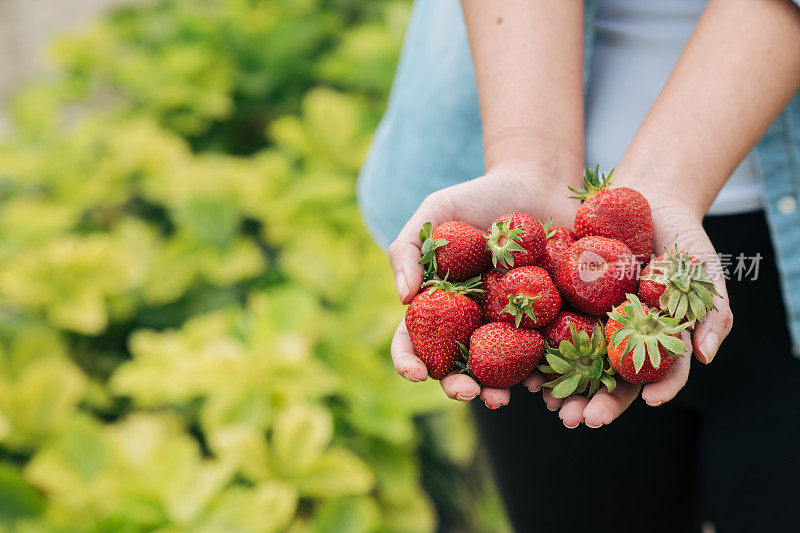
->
xmin=0 ymin=0 xmax=510 ymax=531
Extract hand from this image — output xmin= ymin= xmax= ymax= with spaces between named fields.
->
xmin=389 ymin=163 xmax=579 ymax=408
xmin=535 ymin=183 xmax=733 ymax=428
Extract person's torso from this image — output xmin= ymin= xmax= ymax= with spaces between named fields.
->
xmin=585 ymin=0 xmax=763 ymax=215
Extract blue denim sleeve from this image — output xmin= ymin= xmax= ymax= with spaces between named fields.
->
xmin=356 ymin=0 xmax=483 ymax=250
xmin=756 ymin=92 xmax=800 ymax=356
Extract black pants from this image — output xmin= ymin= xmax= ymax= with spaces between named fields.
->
xmin=471 ymin=211 xmax=800 ymax=533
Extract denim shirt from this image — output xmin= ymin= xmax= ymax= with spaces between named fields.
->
xmin=357 ymin=0 xmax=800 ymax=355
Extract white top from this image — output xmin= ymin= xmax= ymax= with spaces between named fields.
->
xmin=585 ymin=0 xmax=763 ymax=216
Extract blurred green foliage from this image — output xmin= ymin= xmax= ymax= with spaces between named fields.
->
xmin=0 ymin=0 xmax=510 ymax=531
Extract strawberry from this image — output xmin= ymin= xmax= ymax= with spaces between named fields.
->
xmin=539 ymin=310 xmax=601 ymax=380
xmin=535 ymin=218 xmax=576 ymax=277
xmin=569 ymin=166 xmax=654 ymax=263
xmin=538 ymin=323 xmax=616 ymax=398
xmin=498 ymin=266 xmax=561 ymax=328
xmin=481 ymin=269 xmax=508 ymax=323
xmin=605 ymin=294 xmax=687 ymax=384
xmin=466 ymin=322 xmax=544 ymax=389
xmin=419 ymin=221 xmax=492 ymax=281
xmin=554 ymin=236 xmax=638 ymax=317
xmin=540 ymin=310 xmax=601 ymax=348
xmin=405 ymin=277 xmax=483 ymax=380
xmin=639 ymin=244 xmax=720 ymax=326
xmin=485 ymin=213 xmax=546 ymax=268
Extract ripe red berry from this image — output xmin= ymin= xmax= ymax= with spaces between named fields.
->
xmin=485 ymin=213 xmax=546 ymax=269
xmin=468 ymin=322 xmax=544 ymax=389
xmin=605 ymin=295 xmax=687 ymax=384
xmin=555 ymin=236 xmax=638 ymax=316
xmin=536 ymin=220 xmax=577 ymax=277
xmin=570 ymin=167 xmax=654 ymax=263
xmin=498 ymin=266 xmax=561 ymax=328
xmin=405 ymin=278 xmax=483 ymax=380
xmin=419 ymin=221 xmax=492 ymax=281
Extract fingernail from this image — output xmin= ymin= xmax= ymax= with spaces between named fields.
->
xmin=547 ymin=404 xmax=558 ymax=412
xmin=526 ymin=384 xmax=541 ymax=393
xmin=395 ymin=273 xmax=409 ymax=302
xmin=563 ymin=421 xmax=579 ymax=430
xmin=699 ymin=331 xmax=720 ymax=363
xmin=457 ymin=393 xmax=476 ymax=402
xmin=401 ymin=371 xmax=418 ymax=382
xmin=586 ymin=421 xmax=603 ymax=429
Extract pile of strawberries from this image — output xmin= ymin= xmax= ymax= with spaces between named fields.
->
xmin=404 ymin=167 xmax=720 ymax=400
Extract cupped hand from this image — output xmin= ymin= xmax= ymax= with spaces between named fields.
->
xmin=540 ymin=187 xmax=733 ymax=428
xmin=388 ymin=163 xmax=579 ymax=408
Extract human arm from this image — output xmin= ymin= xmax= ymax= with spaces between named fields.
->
xmin=389 ymin=0 xmax=586 ymax=406
xmin=551 ymin=0 xmax=800 ymax=427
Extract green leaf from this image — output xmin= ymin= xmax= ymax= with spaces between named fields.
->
xmin=600 ymin=374 xmax=617 ymax=394
xmin=688 ymin=292 xmax=707 ymax=322
xmin=645 ymin=337 xmax=661 ymax=369
xmin=545 ymin=353 xmax=573 ymax=375
xmin=0 ymin=465 xmax=44 ymax=523
xmin=674 ymin=294 xmax=689 ymax=322
xmin=632 ymin=341 xmax=646 ymax=373
xmin=657 ymin=334 xmax=687 ymax=357
xmin=552 ymin=373 xmax=582 ymax=398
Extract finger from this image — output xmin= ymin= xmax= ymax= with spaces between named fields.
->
xmin=693 ymin=292 xmax=733 ymax=364
xmin=684 ymin=236 xmax=733 ymax=364
xmin=583 ymin=381 xmax=641 ymax=428
xmin=388 ymin=196 xmax=449 ymax=304
xmin=523 ymin=372 xmax=546 ymax=393
xmin=390 ymin=320 xmax=428 ymax=382
xmin=642 ymin=330 xmax=692 ymax=406
xmin=440 ymin=372 xmax=481 ymax=402
xmin=542 ymin=387 xmax=565 ymax=411
xmin=559 ymin=395 xmax=589 ymax=429
xmin=480 ymin=387 xmax=511 ymax=409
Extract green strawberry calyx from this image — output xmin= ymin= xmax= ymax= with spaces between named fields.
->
xmin=540 ymin=217 xmax=557 ymax=240
xmin=607 ymin=294 xmax=689 ymax=374
xmin=485 ymin=216 xmax=526 ymax=268
xmin=423 ymin=275 xmax=483 ymax=297
xmin=418 ymin=222 xmax=449 ymax=280
xmin=641 ymin=244 xmax=721 ymax=326
xmin=538 ymin=324 xmax=616 ymax=398
xmin=568 ymin=165 xmax=614 ymax=201
xmin=501 ymin=293 xmax=541 ymax=328
xmin=455 ymin=341 xmax=473 ymax=377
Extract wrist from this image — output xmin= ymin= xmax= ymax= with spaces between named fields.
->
xmin=484 ymin=131 xmax=584 ymax=189
xmin=613 ymin=159 xmax=707 ymax=222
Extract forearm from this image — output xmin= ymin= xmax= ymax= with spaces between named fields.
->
xmin=615 ymin=0 xmax=800 ymax=217
xmin=461 ymin=0 xmax=585 ymax=182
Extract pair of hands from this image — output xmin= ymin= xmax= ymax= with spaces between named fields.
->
xmin=388 ymin=166 xmax=733 ymax=428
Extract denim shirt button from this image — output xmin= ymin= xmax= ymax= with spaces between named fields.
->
xmin=777 ymin=195 xmax=797 ymax=215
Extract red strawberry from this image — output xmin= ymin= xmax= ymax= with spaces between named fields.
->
xmin=405 ymin=278 xmax=483 ymax=380
xmin=555 ymin=236 xmax=638 ymax=316
xmin=540 ymin=310 xmax=601 ymax=348
xmin=498 ymin=266 xmax=561 ymax=328
xmin=419 ymin=221 xmax=492 ymax=281
xmin=570 ymin=166 xmax=654 ymax=263
xmin=605 ymin=295 xmax=687 ymax=384
xmin=485 ymin=213 xmax=546 ymax=268
xmin=536 ymin=219 xmax=577 ymax=277
xmin=481 ymin=269 xmax=508 ymax=323
xmin=467 ymin=322 xmax=544 ymax=389
xmin=638 ymin=244 xmax=720 ymax=326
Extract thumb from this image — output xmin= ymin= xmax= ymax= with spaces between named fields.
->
xmin=690 ymin=241 xmax=733 ymax=364
xmin=387 ymin=195 xmax=447 ymax=304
